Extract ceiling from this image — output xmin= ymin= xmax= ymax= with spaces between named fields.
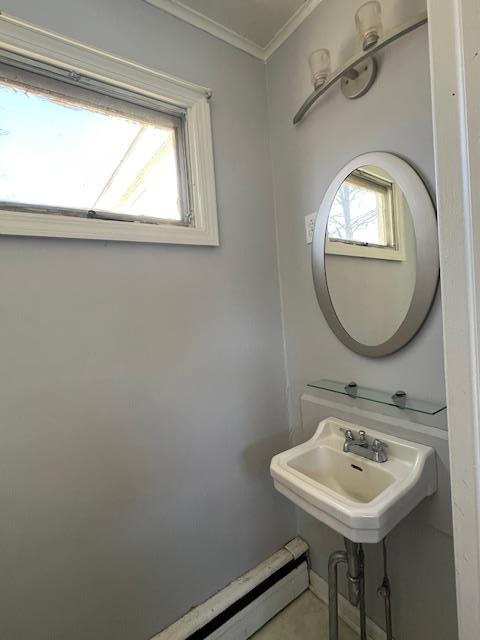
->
xmin=144 ymin=0 xmax=324 ymax=60
xmin=178 ymin=0 xmax=306 ymax=48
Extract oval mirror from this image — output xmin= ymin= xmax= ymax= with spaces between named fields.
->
xmin=312 ymin=153 xmax=439 ymax=357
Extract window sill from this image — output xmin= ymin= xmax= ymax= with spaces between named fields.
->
xmin=0 ymin=209 xmax=219 ymax=245
xmin=325 ymin=242 xmax=405 ymax=261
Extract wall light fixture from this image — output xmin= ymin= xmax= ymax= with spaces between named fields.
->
xmin=309 ymin=48 xmax=331 ymax=89
xmin=294 ymin=4 xmax=427 ymax=124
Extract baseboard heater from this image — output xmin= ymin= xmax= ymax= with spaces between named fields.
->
xmin=151 ymin=537 xmax=309 ymax=640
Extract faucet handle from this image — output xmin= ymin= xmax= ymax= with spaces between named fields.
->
xmin=372 ymin=438 xmax=387 ymax=452
xmin=342 ymin=429 xmax=354 ymax=453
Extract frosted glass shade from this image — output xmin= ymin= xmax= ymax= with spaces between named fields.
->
xmin=309 ymin=49 xmax=331 ymax=88
xmin=355 ymin=1 xmax=383 ymax=50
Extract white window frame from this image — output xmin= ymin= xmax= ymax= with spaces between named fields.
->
xmin=0 ymin=12 xmax=219 ymax=246
xmin=325 ymin=169 xmax=406 ymax=261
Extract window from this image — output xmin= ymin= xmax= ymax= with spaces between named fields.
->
xmin=0 ymin=13 xmax=218 ymax=245
xmin=326 ymin=168 xmax=405 ymax=261
xmin=0 ymin=64 xmax=188 ymax=223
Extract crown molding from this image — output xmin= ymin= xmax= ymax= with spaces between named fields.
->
xmin=143 ymin=0 xmax=325 ymax=62
xmin=263 ymin=0 xmax=324 ymax=60
xmin=143 ymin=0 xmax=265 ymax=59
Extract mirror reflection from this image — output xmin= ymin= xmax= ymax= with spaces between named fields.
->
xmin=325 ymin=165 xmax=416 ymax=346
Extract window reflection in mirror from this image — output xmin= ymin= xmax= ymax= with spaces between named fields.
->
xmin=328 ymin=169 xmax=394 ymax=246
xmin=326 ymin=166 xmax=404 ymax=261
xmin=324 ymin=165 xmax=416 ymax=346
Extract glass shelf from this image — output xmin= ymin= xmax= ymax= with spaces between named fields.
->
xmin=307 ymin=379 xmax=446 ymax=416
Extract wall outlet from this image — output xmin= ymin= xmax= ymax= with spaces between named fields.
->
xmin=305 ymin=212 xmax=317 ymax=244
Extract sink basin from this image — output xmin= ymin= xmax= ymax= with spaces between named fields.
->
xmin=270 ymin=417 xmax=436 ymax=543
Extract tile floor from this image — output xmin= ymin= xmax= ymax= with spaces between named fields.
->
xmin=251 ymin=591 xmax=359 ymax=640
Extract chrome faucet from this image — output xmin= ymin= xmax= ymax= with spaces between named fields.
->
xmin=342 ymin=429 xmax=388 ymax=463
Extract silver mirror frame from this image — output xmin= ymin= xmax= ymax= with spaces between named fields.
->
xmin=312 ymin=152 xmax=439 ymax=357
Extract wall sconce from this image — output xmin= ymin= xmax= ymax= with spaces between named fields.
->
xmin=355 ymin=1 xmax=383 ymax=50
xmin=309 ymin=49 xmax=331 ymax=89
xmin=295 ymin=3 xmax=427 ymax=124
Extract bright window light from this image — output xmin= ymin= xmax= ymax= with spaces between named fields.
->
xmin=328 ymin=170 xmax=395 ymax=248
xmin=0 ymin=14 xmax=219 ymax=245
xmin=0 ymin=65 xmax=188 ymax=223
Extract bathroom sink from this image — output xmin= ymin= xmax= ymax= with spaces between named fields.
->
xmin=270 ymin=417 xmax=436 ymax=543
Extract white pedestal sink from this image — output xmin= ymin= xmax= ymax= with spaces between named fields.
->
xmin=270 ymin=417 xmax=437 ymax=543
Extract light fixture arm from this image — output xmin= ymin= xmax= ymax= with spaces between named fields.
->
xmin=293 ymin=11 xmax=427 ymax=125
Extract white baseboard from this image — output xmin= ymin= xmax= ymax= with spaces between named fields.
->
xmin=151 ymin=537 xmax=309 ymax=640
xmin=309 ymin=570 xmax=387 ymax=640
xmin=208 ymin=562 xmax=308 ymax=639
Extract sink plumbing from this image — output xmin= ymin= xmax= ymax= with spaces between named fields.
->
xmin=328 ymin=428 xmax=393 ymax=640
xmin=328 ymin=537 xmax=393 ymax=640
xmin=270 ymin=417 xmax=437 ymax=640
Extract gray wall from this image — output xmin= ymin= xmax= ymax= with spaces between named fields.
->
xmin=266 ymin=0 xmax=445 ymax=429
xmin=0 ymin=1 xmax=295 ymax=639
xmin=265 ymin=0 xmax=455 ymax=638
xmin=0 ymin=1 xmax=456 ymax=639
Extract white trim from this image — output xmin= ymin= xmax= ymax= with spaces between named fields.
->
xmin=206 ymin=563 xmax=308 ymax=640
xmin=263 ymin=0 xmax=325 ymax=61
xmin=427 ymin=0 xmax=480 ymax=637
xmin=325 ymin=243 xmax=404 ymax=261
xmin=143 ymin=0 xmax=325 ymax=62
xmin=309 ymin=570 xmax=386 ymax=640
xmin=143 ymin=0 xmax=265 ymax=60
xmin=0 ymin=12 xmax=219 ymax=245
xmin=0 ymin=13 xmax=210 ymax=100
xmin=150 ymin=537 xmax=308 ymax=640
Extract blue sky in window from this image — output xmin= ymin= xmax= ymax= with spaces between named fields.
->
xmin=0 ymin=82 xmax=141 ymax=208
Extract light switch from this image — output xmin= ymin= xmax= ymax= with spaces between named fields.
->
xmin=305 ymin=212 xmax=317 ymax=244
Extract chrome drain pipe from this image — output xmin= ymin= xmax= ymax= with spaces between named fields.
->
xmin=358 ymin=545 xmax=367 ymax=640
xmin=344 ymin=539 xmax=362 ymax=606
xmin=328 ymin=539 xmax=367 ymax=640
xmin=377 ymin=538 xmax=393 ymax=640
xmin=328 ymin=549 xmax=347 ymax=640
